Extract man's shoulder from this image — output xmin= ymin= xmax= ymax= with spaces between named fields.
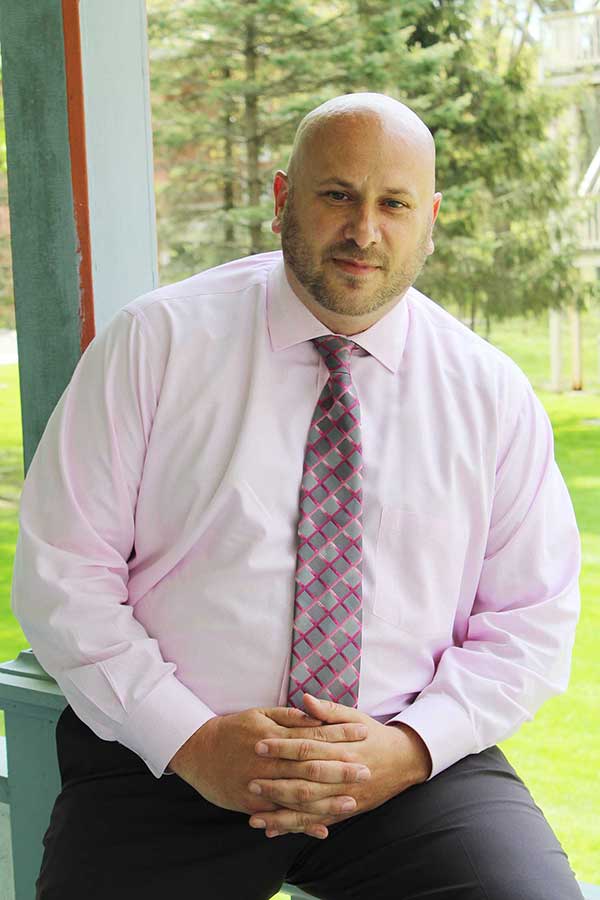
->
xmin=124 ymin=250 xmax=282 ymax=319
xmin=407 ymin=285 xmax=525 ymax=380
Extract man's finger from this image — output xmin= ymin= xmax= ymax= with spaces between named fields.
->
xmin=248 ymin=777 xmax=357 ymax=815
xmin=255 ymin=736 xmax=372 ymax=768
xmin=279 ymin=722 xmax=368 ymax=743
xmin=302 ymin=693 xmax=366 ymax=723
xmin=266 ymin=757 xmax=370 ymax=785
xmin=263 ymin=706 xmax=323 ymax=728
xmin=249 ymin=808 xmax=337 ymax=837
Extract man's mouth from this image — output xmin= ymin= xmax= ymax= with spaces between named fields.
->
xmin=331 ymin=258 xmax=381 ymax=275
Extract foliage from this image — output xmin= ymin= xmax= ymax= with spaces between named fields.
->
xmin=148 ymin=0 xmax=461 ymax=277
xmin=147 ymin=0 xmax=597 ymax=328
xmin=411 ymin=0 xmax=596 ymax=328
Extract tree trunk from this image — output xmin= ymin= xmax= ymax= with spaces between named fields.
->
xmin=244 ymin=15 xmax=262 ymax=255
xmin=222 ymin=66 xmax=235 ymax=252
xmin=509 ymin=0 xmax=535 ymax=69
xmin=570 ymin=304 xmax=583 ymax=390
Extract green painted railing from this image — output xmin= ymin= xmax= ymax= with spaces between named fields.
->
xmin=0 ymin=650 xmax=598 ymax=900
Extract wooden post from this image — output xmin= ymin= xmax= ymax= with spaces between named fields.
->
xmin=549 ymin=308 xmax=562 ymax=391
xmin=0 ymin=3 xmax=157 ymax=896
xmin=77 ymin=0 xmax=158 ymax=334
xmin=569 ymin=304 xmax=583 ymax=391
xmin=0 ymin=0 xmax=158 ymax=472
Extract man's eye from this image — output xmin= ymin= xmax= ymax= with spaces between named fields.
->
xmin=385 ymin=199 xmax=406 ymax=209
xmin=327 ymin=191 xmax=349 ymax=201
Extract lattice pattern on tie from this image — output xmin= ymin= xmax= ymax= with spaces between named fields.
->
xmin=287 ymin=335 xmax=364 ymax=709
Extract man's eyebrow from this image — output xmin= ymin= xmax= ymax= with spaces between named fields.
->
xmin=316 ymin=177 xmax=417 ymax=200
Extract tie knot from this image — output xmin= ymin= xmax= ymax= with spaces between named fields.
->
xmin=313 ymin=335 xmax=357 ymax=372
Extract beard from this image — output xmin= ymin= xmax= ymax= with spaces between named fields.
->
xmin=280 ymin=198 xmax=431 ymax=317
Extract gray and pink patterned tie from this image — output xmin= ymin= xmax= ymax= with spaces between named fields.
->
xmin=287 ymin=335 xmax=364 ymax=709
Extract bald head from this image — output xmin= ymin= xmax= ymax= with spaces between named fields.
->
xmin=287 ymin=92 xmax=436 ymax=190
xmin=272 ymin=91 xmax=442 ymax=334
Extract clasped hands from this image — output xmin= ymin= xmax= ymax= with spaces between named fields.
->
xmin=170 ymin=692 xmax=432 ymax=841
xmin=245 ymin=693 xmax=431 ymax=839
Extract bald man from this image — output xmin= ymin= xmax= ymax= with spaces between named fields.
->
xmin=14 ymin=93 xmax=583 ymax=899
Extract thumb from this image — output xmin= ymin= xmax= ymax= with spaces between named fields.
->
xmin=302 ymin=693 xmax=366 ymax=722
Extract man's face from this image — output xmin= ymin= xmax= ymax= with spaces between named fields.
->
xmin=274 ymin=113 xmax=441 ymax=319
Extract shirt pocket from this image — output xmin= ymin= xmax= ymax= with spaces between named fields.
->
xmin=373 ymin=506 xmax=465 ymax=636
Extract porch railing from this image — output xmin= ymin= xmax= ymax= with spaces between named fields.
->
xmin=580 ymin=195 xmax=600 ymax=250
xmin=541 ymin=8 xmax=600 ymax=78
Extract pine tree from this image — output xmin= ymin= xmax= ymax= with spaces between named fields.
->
xmin=405 ymin=0 xmax=593 ymax=331
xmin=149 ymin=0 xmax=353 ymax=276
xmin=148 ymin=0 xmax=454 ymax=280
xmin=147 ymin=0 xmax=594 ymax=329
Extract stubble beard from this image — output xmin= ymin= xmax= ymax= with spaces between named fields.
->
xmin=280 ymin=200 xmax=430 ymax=317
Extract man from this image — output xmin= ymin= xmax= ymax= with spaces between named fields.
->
xmin=12 ymin=93 xmax=583 ymax=898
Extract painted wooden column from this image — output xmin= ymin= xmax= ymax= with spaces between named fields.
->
xmin=0 ymin=0 xmax=158 ymax=473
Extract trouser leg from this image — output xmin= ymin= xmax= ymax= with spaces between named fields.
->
xmin=285 ymin=744 xmax=584 ymax=900
xmin=35 ymin=705 xmax=307 ymax=900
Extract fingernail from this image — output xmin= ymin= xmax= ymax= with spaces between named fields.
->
xmin=256 ymin=742 xmax=269 ymax=755
xmin=250 ymin=818 xmax=266 ymax=828
xmin=357 ymin=767 xmax=370 ymax=781
xmin=266 ymin=829 xmax=279 ymax=837
xmin=249 ymin=783 xmax=262 ymax=795
xmin=340 ymin=798 xmax=356 ymax=811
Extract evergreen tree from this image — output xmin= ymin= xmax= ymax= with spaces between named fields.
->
xmin=149 ymin=0 xmax=350 ymax=276
xmin=404 ymin=0 xmax=594 ymax=331
xmin=148 ymin=0 xmax=594 ymax=330
xmin=148 ymin=0 xmax=454 ymax=279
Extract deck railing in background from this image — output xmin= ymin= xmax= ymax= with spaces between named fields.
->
xmin=541 ymin=8 xmax=600 ymax=79
xmin=581 ymin=196 xmax=600 ymax=250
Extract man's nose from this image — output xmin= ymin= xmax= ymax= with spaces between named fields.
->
xmin=342 ymin=205 xmax=381 ymax=249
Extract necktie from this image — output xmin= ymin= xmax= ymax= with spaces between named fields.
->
xmin=287 ymin=335 xmax=364 ymax=709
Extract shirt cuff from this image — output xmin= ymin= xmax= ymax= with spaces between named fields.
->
xmin=112 ymin=673 xmax=218 ymax=779
xmin=386 ymin=693 xmax=479 ymax=781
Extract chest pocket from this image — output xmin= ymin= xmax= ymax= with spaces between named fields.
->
xmin=373 ymin=506 xmax=466 ymax=637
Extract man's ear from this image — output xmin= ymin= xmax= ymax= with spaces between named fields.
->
xmin=272 ymin=170 xmax=289 ymax=234
xmin=426 ymin=191 xmax=443 ymax=256
xmin=432 ymin=191 xmax=442 ymax=228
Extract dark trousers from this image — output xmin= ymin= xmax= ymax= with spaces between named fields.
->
xmin=36 ymin=705 xmax=584 ymax=900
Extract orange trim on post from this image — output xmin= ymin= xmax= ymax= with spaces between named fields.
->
xmin=61 ymin=0 xmax=95 ymax=352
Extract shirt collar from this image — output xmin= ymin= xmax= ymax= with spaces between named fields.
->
xmin=266 ymin=254 xmax=410 ymax=374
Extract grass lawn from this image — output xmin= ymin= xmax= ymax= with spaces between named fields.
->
xmin=1 ymin=304 xmax=599 ymax=891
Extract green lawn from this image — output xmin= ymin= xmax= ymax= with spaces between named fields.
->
xmin=0 ymin=361 xmax=25 ymax=663
xmin=1 ymin=304 xmax=599 ymax=890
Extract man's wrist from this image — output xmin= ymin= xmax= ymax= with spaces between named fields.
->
xmin=168 ymin=716 xmax=219 ymax=779
xmin=387 ymin=721 xmax=433 ymax=785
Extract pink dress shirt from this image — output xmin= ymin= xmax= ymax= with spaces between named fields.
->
xmin=11 ymin=250 xmax=581 ymax=780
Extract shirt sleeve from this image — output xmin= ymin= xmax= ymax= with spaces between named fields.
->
xmin=387 ymin=367 xmax=581 ymax=780
xmin=10 ymin=308 xmax=216 ymax=778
